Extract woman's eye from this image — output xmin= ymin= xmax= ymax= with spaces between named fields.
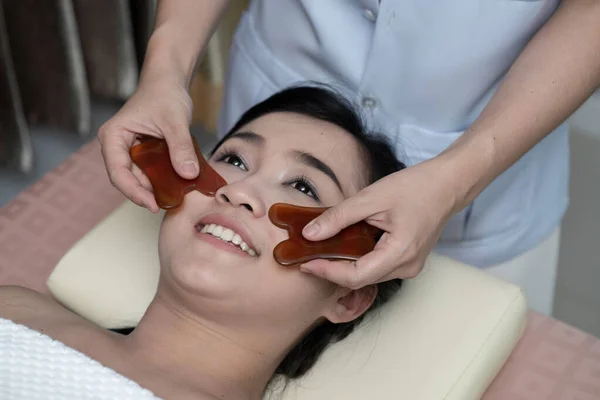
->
xmin=219 ymin=154 xmax=248 ymax=171
xmin=290 ymin=179 xmax=317 ymax=199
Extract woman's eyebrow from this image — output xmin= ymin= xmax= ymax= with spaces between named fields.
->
xmin=228 ymin=130 xmax=265 ymax=145
xmin=291 ymin=150 xmax=342 ymax=192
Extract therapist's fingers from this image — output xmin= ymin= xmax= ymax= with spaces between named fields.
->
xmin=301 ymin=253 xmax=419 ymax=289
xmin=161 ymin=110 xmax=199 ymax=180
xmin=354 ymin=237 xmax=423 ymax=280
xmin=303 ymin=187 xmax=381 ymax=241
xmin=131 ymin=164 xmax=159 ymax=213
xmin=299 ymin=259 xmax=370 ymax=289
xmin=99 ymin=130 xmax=156 ymax=212
xmin=373 ymin=254 xmax=427 ymax=284
xmin=164 ymin=131 xmax=199 ymax=180
xmin=131 ymin=163 xmax=153 ymax=193
xmin=300 ymin=246 xmax=397 ymax=290
xmin=301 ymin=233 xmax=422 ymax=288
xmin=301 ymin=159 xmax=458 ymax=287
xmin=375 ymin=267 xmax=416 ymax=284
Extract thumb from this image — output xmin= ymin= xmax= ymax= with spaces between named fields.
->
xmin=302 ymin=193 xmax=372 ymax=241
xmin=164 ymin=125 xmax=199 ymax=180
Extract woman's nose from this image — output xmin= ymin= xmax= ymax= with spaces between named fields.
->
xmin=215 ymin=181 xmax=266 ymax=217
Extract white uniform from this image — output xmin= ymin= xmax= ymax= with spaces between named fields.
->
xmin=217 ymin=0 xmax=567 ymax=314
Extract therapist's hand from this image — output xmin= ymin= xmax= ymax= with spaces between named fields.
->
xmin=97 ymin=79 xmax=196 ymax=213
xmin=300 ymin=157 xmax=460 ymax=287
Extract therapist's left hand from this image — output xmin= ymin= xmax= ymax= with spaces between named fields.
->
xmin=300 ymin=157 xmax=461 ymax=288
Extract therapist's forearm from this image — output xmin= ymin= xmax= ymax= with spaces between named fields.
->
xmin=140 ymin=0 xmax=230 ymax=89
xmin=440 ymin=0 xmax=600 ymax=212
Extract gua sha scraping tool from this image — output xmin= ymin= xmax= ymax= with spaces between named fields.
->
xmin=130 ymin=139 xmax=380 ymax=265
xmin=130 ymin=137 xmax=227 ymax=209
xmin=269 ymin=203 xmax=383 ymax=266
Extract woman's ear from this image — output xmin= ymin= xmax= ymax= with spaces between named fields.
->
xmin=324 ymin=285 xmax=378 ymax=324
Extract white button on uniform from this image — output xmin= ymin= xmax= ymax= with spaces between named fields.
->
xmin=362 ymin=8 xmax=377 ymax=22
xmin=362 ymin=97 xmax=377 ymax=109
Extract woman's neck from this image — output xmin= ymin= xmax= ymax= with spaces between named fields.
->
xmin=120 ymin=289 xmax=287 ymax=400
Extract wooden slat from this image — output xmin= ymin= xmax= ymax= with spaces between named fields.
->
xmin=73 ymin=0 xmax=138 ymax=100
xmin=3 ymin=0 xmax=90 ymax=136
xmin=129 ymin=0 xmax=157 ymax=70
xmin=0 ymin=1 xmax=32 ymax=172
xmin=190 ymin=0 xmax=249 ymax=134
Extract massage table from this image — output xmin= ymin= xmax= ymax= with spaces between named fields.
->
xmin=0 ymin=139 xmax=598 ymax=399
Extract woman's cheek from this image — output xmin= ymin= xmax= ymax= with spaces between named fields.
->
xmin=158 ymin=213 xmax=186 ymax=265
xmin=268 ymin=257 xmax=331 ymax=297
xmin=158 ymin=218 xmax=175 ymax=266
xmin=210 ymin=163 xmax=234 ymax=183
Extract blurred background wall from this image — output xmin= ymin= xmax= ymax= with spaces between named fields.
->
xmin=0 ymin=0 xmax=246 ymax=175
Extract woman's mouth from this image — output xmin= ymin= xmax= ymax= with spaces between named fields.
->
xmin=195 ymin=223 xmax=258 ymax=257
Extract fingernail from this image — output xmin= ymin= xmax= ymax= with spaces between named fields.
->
xmin=303 ymin=221 xmax=320 ymax=237
xmin=181 ymin=160 xmax=198 ymax=175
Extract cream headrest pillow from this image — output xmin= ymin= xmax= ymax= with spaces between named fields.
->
xmin=48 ymin=201 xmax=527 ymax=400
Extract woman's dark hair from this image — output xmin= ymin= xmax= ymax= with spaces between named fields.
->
xmin=212 ymin=84 xmax=405 ymax=186
xmin=214 ymin=84 xmax=406 ymax=380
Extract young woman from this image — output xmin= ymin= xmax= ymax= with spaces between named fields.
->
xmin=0 ymin=86 xmax=405 ymax=400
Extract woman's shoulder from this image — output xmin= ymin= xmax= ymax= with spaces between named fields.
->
xmin=0 ymin=285 xmax=98 ymax=340
xmin=0 ymin=285 xmax=60 ymax=320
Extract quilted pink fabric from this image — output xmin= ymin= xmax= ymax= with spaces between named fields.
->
xmin=0 ymin=139 xmax=598 ymax=399
xmin=486 ymin=312 xmax=600 ymax=399
xmin=0 ymin=141 xmax=123 ymax=293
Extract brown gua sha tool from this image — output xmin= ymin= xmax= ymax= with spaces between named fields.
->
xmin=130 ymin=138 xmax=381 ymax=265
xmin=268 ymin=203 xmax=382 ymax=266
xmin=130 ymin=136 xmax=227 ymax=209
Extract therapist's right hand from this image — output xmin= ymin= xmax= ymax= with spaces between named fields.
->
xmin=97 ymin=79 xmax=197 ymax=213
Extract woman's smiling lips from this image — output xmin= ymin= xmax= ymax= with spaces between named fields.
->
xmin=194 ymin=213 xmax=260 ymax=258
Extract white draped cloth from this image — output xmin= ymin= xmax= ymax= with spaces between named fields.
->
xmin=0 ymin=318 xmax=160 ymax=400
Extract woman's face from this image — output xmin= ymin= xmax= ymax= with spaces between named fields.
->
xmin=158 ymin=112 xmax=373 ymax=332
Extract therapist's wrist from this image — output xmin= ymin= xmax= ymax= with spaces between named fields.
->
xmin=434 ymin=131 xmax=498 ymax=214
xmin=140 ymin=26 xmax=200 ymax=90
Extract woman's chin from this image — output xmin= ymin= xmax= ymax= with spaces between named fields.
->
xmin=167 ymin=261 xmax=237 ymax=296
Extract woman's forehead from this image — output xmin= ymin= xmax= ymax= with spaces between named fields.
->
xmin=236 ymin=113 xmax=360 ymax=155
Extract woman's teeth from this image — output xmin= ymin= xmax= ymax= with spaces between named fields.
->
xmin=199 ymin=224 xmax=257 ymax=256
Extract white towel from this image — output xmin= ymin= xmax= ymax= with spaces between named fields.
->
xmin=0 ymin=317 xmax=160 ymax=399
